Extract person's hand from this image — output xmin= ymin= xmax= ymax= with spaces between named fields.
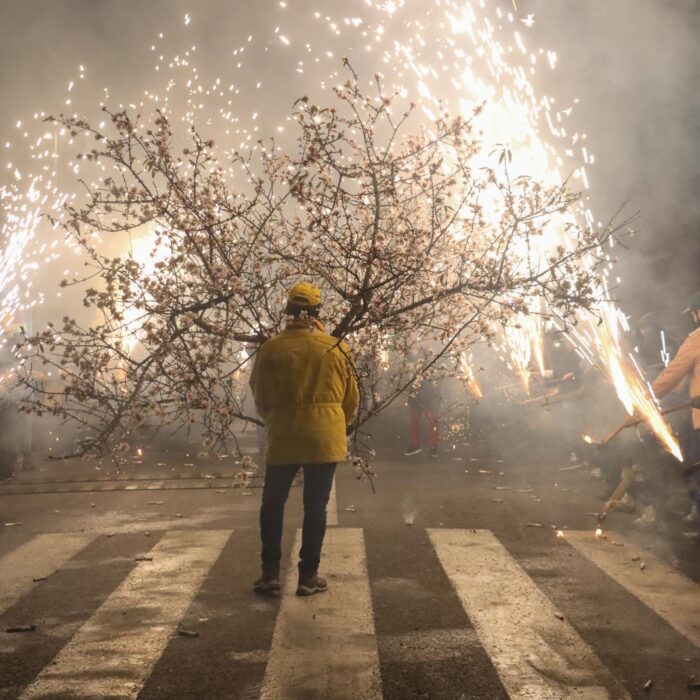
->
xmin=621 ymin=412 xmax=639 ymax=428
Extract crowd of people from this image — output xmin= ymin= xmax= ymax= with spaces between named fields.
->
xmin=399 ymin=290 xmax=700 ymax=543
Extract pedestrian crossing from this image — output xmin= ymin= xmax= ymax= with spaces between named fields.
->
xmin=0 ymin=527 xmax=698 ymax=699
xmin=565 ymin=531 xmax=700 ymax=648
xmin=0 ymin=533 xmax=94 ymax=617
xmin=260 ymin=528 xmax=381 ymax=699
xmin=19 ymin=531 xmax=231 ymax=699
xmin=429 ymin=529 xmax=629 ymax=700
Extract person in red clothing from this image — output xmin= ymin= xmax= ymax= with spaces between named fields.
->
xmin=404 ymin=378 xmax=442 ymax=458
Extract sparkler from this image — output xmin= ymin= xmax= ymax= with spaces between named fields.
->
xmin=565 ymin=300 xmax=683 ymax=460
xmin=596 ymin=467 xmax=634 ymax=527
xmin=459 ymin=352 xmax=483 ymax=400
xmin=394 ymin=2 xmax=682 ymax=457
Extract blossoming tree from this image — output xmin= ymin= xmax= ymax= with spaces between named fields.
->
xmin=14 ymin=67 xmax=626 ymax=463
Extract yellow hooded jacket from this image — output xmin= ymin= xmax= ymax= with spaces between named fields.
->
xmin=249 ymin=319 xmax=359 ymax=464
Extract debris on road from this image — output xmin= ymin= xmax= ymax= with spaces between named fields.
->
xmin=559 ymin=464 xmax=582 ymax=472
xmin=526 ymin=522 xmax=544 ymax=528
xmin=107 ymin=532 xmax=116 ymax=538
xmin=134 ymin=556 xmax=153 ymax=562
xmin=554 ymin=613 xmax=565 ymax=621
xmin=176 ymin=513 xmax=184 ymax=518
xmin=688 ymin=675 xmax=700 ymax=690
xmin=177 ymin=629 xmax=200 ymax=638
xmin=640 ymin=562 xmax=646 ymax=571
xmin=32 ymin=576 xmax=48 ymax=582
xmin=345 ymin=505 xmax=357 ymax=512
xmin=147 ymin=501 xmax=164 ymax=505
xmin=4 ymin=522 xmax=22 ymax=527
xmin=6 ymin=625 xmax=36 ymax=633
xmin=643 ymin=679 xmax=653 ymax=692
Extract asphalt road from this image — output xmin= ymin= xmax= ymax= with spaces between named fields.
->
xmin=0 ymin=448 xmax=699 ymax=699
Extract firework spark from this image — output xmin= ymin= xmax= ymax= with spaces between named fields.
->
xmin=0 ymin=1 xmax=682 ymax=460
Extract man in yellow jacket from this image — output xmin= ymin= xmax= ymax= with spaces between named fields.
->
xmin=650 ymin=290 xmax=700 ymax=530
xmin=250 ymin=282 xmax=359 ymax=595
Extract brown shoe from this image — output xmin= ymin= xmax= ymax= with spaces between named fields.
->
xmin=253 ymin=569 xmax=281 ymax=594
xmin=296 ymin=572 xmax=328 ymax=596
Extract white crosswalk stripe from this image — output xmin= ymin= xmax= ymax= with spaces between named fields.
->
xmin=327 ymin=475 xmax=338 ymax=526
xmin=3 ymin=527 xmax=699 ymax=698
xmin=260 ymin=528 xmax=382 ymax=699
xmin=0 ymin=533 xmax=95 ymax=616
xmin=565 ymin=530 xmax=700 ymax=648
xmin=19 ymin=529 xmax=231 ymax=700
xmin=428 ymin=528 xmax=630 ymax=700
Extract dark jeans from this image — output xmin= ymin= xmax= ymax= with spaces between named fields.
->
xmin=687 ymin=429 xmax=700 ymax=536
xmin=260 ymin=463 xmax=336 ymax=574
xmin=688 ymin=428 xmax=700 ymax=467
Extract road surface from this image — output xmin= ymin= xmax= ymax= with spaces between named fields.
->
xmin=0 ymin=450 xmax=699 ymax=699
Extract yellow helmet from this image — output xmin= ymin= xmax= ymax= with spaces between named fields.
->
xmin=287 ymin=281 xmax=322 ymax=307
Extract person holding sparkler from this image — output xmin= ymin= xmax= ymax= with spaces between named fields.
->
xmin=650 ymin=291 xmax=700 ymax=533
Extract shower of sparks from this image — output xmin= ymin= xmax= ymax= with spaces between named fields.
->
xmin=564 ymin=298 xmax=683 ymax=460
xmin=460 ymin=352 xmax=483 ymax=400
xmin=118 ymin=229 xmax=171 ymax=357
xmin=503 ymin=314 xmax=546 ymax=394
xmin=0 ymin=0 xmax=682 ymax=459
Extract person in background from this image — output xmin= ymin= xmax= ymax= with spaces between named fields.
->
xmin=404 ymin=377 xmax=442 ymax=458
xmin=650 ymin=290 xmax=700 ymax=533
xmin=250 ymin=282 xmax=359 ymax=595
